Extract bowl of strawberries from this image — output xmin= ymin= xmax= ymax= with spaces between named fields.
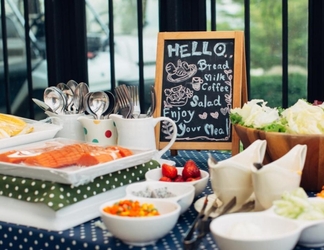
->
xmin=145 ymin=160 xmax=209 ymax=197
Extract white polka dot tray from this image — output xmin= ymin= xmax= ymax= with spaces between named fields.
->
xmin=0 ymin=138 xmax=157 ymax=186
xmin=0 ymin=185 xmax=127 ymax=231
xmin=0 ymin=159 xmax=160 ymax=231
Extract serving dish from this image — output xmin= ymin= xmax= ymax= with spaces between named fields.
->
xmin=100 ymin=197 xmax=181 ymax=246
xmin=145 ymin=167 xmax=209 ymax=197
xmin=0 ymin=117 xmax=62 ymax=150
xmin=0 ymin=138 xmax=156 ymax=186
xmin=206 ymin=197 xmax=324 ymax=249
xmin=125 ymin=181 xmax=195 ymax=214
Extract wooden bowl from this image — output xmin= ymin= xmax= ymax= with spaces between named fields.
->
xmin=234 ymin=124 xmax=324 ymax=191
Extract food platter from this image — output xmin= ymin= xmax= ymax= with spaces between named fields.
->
xmin=0 ymin=138 xmax=157 ymax=186
xmin=0 ymin=117 xmax=62 ymax=150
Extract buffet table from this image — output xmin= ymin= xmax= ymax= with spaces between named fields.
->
xmin=0 ymin=150 xmax=320 ymax=250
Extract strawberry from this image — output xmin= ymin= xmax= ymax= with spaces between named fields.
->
xmin=174 ymin=175 xmax=184 ymax=182
xmin=182 ymin=160 xmax=201 ymax=180
xmin=186 ymin=176 xmax=201 ymax=182
xmin=159 ymin=176 xmax=172 ymax=182
xmin=161 ymin=163 xmax=178 ymax=179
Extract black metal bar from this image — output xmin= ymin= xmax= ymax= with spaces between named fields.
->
xmin=23 ymin=0 xmax=35 ymax=118
xmin=307 ymin=0 xmax=324 ymax=102
xmin=211 ymin=0 xmax=216 ymax=31
xmin=282 ymin=0 xmax=288 ymax=108
xmin=244 ymin=0 xmax=250 ymax=98
xmin=137 ymin=0 xmax=145 ymax=109
xmin=44 ymin=1 xmax=88 ymax=87
xmin=159 ymin=0 xmax=206 ymax=31
xmin=1 ymin=0 xmax=11 ymax=114
xmin=108 ymin=0 xmax=116 ymax=90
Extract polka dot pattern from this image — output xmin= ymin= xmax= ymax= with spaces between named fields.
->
xmin=0 ymin=160 xmax=160 ymax=211
xmin=79 ymin=118 xmax=117 ymax=145
xmin=0 ymin=151 xmax=315 ymax=250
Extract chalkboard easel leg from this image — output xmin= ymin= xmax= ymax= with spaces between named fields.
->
xmin=170 ymin=150 xmax=178 ymax=156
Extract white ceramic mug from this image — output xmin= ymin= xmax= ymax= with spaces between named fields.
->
xmin=45 ymin=111 xmax=85 ymax=141
xmin=110 ymin=114 xmax=177 ymax=159
xmin=77 ymin=116 xmax=118 ymax=146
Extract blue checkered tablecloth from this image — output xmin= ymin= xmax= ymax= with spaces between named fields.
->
xmin=0 ymin=150 xmax=322 ymax=250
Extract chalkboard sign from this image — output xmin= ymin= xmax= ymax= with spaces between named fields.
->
xmin=154 ymin=31 xmax=247 ymax=154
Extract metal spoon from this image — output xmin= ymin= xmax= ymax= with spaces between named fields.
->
xmin=73 ymin=82 xmax=89 ymax=113
xmin=101 ymin=91 xmax=115 ymax=118
xmin=43 ymin=86 xmax=67 ymax=114
xmin=146 ymin=85 xmax=156 ymax=117
xmin=66 ymin=79 xmax=78 ymax=93
xmin=83 ymin=92 xmax=95 ymax=116
xmin=56 ymin=82 xmax=74 ymax=112
xmin=88 ymin=91 xmax=109 ymax=119
xmin=32 ymin=98 xmax=54 ymax=113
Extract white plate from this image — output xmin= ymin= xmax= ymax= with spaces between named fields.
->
xmin=0 ymin=117 xmax=62 ymax=150
xmin=0 ymin=138 xmax=157 ymax=186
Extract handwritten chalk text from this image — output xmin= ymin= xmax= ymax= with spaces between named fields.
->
xmin=167 ymin=41 xmax=226 ymax=58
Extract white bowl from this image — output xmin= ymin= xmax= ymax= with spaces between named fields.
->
xmin=125 ymin=181 xmax=195 ymax=214
xmin=100 ymin=197 xmax=181 ymax=246
xmin=145 ymin=167 xmax=209 ymax=197
xmin=293 ymin=197 xmax=324 ymax=248
xmin=210 ymin=212 xmax=301 ymax=250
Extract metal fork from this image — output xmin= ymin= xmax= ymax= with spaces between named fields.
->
xmin=115 ymin=85 xmax=132 ymax=118
xmin=128 ymin=86 xmax=141 ymax=118
xmin=183 ymin=197 xmax=237 ymax=250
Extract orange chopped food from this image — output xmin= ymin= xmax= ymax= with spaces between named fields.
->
xmin=0 ymin=143 xmax=133 ymax=168
xmin=103 ymin=200 xmax=160 ymax=217
xmin=316 ymin=186 xmax=324 ymax=198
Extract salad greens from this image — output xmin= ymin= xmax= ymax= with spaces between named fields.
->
xmin=230 ymin=99 xmax=324 ymax=134
xmin=273 ymin=188 xmax=324 ymax=220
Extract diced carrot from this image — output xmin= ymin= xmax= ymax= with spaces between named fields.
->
xmin=103 ymin=200 xmax=160 ymax=217
xmin=316 ymin=186 xmax=324 ymax=198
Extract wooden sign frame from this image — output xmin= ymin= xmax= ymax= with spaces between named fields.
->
xmin=153 ymin=31 xmax=247 ymax=155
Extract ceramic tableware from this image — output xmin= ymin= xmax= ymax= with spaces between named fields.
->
xmin=45 ymin=111 xmax=85 ymax=141
xmin=145 ymin=167 xmax=209 ymax=197
xmin=125 ymin=182 xmax=195 ymax=214
xmin=77 ymin=116 xmax=117 ymax=146
xmin=110 ymin=114 xmax=177 ymax=159
xmin=209 ymin=197 xmax=324 ymax=250
xmin=100 ymin=197 xmax=181 ymax=246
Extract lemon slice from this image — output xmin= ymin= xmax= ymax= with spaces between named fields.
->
xmin=0 ymin=114 xmax=33 ymax=138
